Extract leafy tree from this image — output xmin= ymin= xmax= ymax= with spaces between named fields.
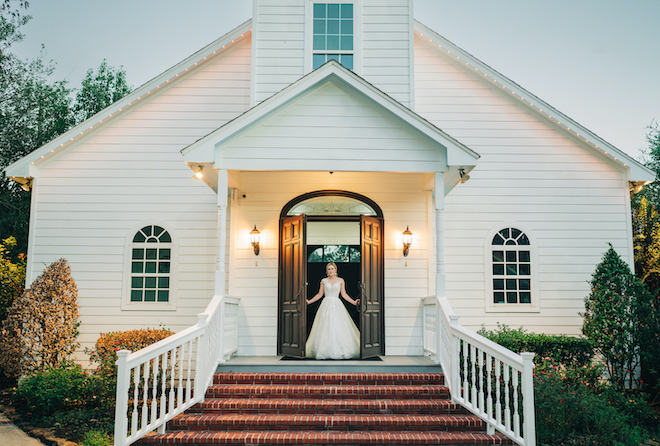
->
xmin=0 ymin=0 xmax=27 ymax=17
xmin=0 ymin=236 xmax=24 ymax=322
xmin=0 ymin=16 xmax=132 ymax=254
xmin=1 ymin=15 xmax=75 ymax=253
xmin=582 ymin=245 xmax=652 ymax=391
xmin=0 ymin=258 xmax=79 ymax=376
xmin=75 ymin=59 xmax=131 ymax=122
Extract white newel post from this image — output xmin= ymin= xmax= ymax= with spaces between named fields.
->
xmin=216 ymin=170 xmax=228 ymax=296
xmin=434 ymin=172 xmax=446 ymax=297
xmin=114 ymin=350 xmax=130 ymax=446
xmin=521 ymin=352 xmax=536 ymax=445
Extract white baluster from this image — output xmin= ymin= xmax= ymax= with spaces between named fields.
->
xmin=169 ymin=348 xmax=176 ymax=413
xmin=504 ymin=364 xmax=511 ymax=433
xmin=141 ymin=360 xmax=150 ymax=428
xmin=470 ymin=344 xmax=477 ymax=407
xmin=462 ymin=341 xmax=469 ymax=402
xmin=131 ymin=364 xmax=139 ymax=434
xmin=151 ymin=356 xmax=158 ymax=425
xmin=178 ymin=343 xmax=185 ymax=408
xmin=513 ymin=369 xmax=520 ymax=438
xmin=478 ymin=349 xmax=484 ymax=414
xmin=159 ymin=353 xmax=167 ymax=430
xmin=186 ymin=339 xmax=193 ymax=402
xmin=486 ymin=354 xmax=495 ymax=434
xmin=495 ymin=360 xmax=502 ymax=427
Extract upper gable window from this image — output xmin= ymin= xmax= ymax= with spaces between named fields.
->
xmin=313 ymin=3 xmax=354 ymax=70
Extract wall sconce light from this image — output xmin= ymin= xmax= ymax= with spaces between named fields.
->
xmin=459 ymin=168 xmax=470 ymax=183
xmin=9 ymin=177 xmax=33 ymax=192
xmin=402 ymin=226 xmax=413 ymax=257
xmin=192 ymin=166 xmax=203 ymax=180
xmin=250 ymin=225 xmax=260 ymax=256
xmin=630 ymin=181 xmax=652 ymax=194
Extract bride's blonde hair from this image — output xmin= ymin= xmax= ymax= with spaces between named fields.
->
xmin=326 ymin=262 xmax=338 ymax=274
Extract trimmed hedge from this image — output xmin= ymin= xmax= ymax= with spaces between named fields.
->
xmin=477 ymin=323 xmax=593 ymax=366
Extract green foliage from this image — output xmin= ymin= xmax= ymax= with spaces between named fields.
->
xmin=12 ymin=361 xmax=115 ymax=443
xmin=0 ymin=258 xmax=79 ymax=376
xmin=0 ymin=0 xmax=28 ymax=17
xmin=582 ymin=245 xmax=652 ymax=391
xmin=0 ymin=236 xmax=25 ymax=323
xmin=75 ymin=59 xmax=131 ymax=122
xmin=0 ymin=16 xmax=132 ymax=254
xmin=534 ymin=361 xmax=657 ymax=446
xmin=477 ymin=323 xmax=593 ymax=366
xmin=82 ymin=430 xmax=113 ymax=446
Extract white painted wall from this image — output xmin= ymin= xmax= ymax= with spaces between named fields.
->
xmin=414 ymin=32 xmax=631 ymax=337
xmin=252 ymin=0 xmax=413 ymax=106
xmin=27 ymin=36 xmax=252 ymax=353
xmin=229 ymin=171 xmax=429 ymax=356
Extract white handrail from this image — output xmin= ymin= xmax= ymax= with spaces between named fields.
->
xmin=114 ymin=295 xmax=240 ymax=446
xmin=423 ymin=295 xmax=536 ymax=446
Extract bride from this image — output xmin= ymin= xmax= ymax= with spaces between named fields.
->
xmin=305 ymin=262 xmax=360 ymax=359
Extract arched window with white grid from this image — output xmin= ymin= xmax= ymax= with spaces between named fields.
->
xmin=485 ymin=225 xmax=539 ymax=313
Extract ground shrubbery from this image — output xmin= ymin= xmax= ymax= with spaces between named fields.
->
xmin=481 ymin=325 xmax=660 ymax=445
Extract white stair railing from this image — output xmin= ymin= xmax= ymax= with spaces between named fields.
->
xmin=113 ymin=295 xmax=240 ymax=446
xmin=423 ymin=296 xmax=536 ymax=446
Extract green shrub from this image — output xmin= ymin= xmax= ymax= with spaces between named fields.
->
xmin=82 ymin=429 xmax=113 ymax=446
xmin=12 ymin=361 xmax=110 ymax=416
xmin=0 ymin=236 xmax=26 ymax=324
xmin=534 ymin=365 xmax=649 ymax=446
xmin=478 ymin=323 xmax=593 ymax=366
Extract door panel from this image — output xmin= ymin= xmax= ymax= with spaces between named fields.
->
xmin=279 ymin=215 xmax=307 ymax=357
xmin=360 ymin=215 xmax=383 ymax=358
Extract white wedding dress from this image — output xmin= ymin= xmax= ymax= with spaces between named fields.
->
xmin=305 ymin=278 xmax=360 ymax=360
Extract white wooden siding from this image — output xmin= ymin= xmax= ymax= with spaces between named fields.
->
xmin=220 ymin=80 xmax=446 ymax=172
xmin=252 ymin=0 xmax=306 ymax=104
xmin=28 ymin=37 xmax=252 ymax=354
xmin=361 ymin=0 xmax=413 ymax=106
xmin=252 ymin=0 xmax=413 ymax=106
xmin=230 ymin=171 xmax=429 ymax=356
xmin=415 ymin=33 xmax=630 ymax=337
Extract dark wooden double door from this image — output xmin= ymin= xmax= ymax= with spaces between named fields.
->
xmin=278 ymin=215 xmax=384 ymax=359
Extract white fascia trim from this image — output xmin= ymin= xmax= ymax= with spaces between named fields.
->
xmin=4 ymin=20 xmax=253 ymax=179
xmin=182 ymin=60 xmax=479 ymax=166
xmin=414 ymin=20 xmax=654 ymax=182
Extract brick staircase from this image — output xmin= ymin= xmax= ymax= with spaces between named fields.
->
xmin=136 ymin=372 xmax=513 ymax=445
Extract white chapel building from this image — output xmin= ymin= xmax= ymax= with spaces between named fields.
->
xmin=5 ymin=1 xmax=653 ymax=358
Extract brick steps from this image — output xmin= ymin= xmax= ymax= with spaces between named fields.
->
xmin=136 ymin=372 xmax=513 ymax=446
xmin=190 ymin=398 xmax=464 ymax=415
xmin=169 ymin=414 xmax=486 ymax=432
xmin=138 ymin=430 xmax=513 ymax=445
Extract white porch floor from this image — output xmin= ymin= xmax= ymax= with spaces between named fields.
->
xmin=217 ymin=356 xmax=443 ymax=373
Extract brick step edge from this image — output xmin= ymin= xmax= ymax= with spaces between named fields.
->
xmin=214 ymin=372 xmax=445 ymax=386
xmin=136 ymin=430 xmax=515 ymax=445
xmin=189 ymin=398 xmax=469 ymax=415
xmin=169 ymin=413 xmax=487 ymax=431
xmin=206 ymin=384 xmax=450 ymax=397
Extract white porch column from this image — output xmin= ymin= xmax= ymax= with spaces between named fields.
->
xmin=216 ymin=169 xmax=228 ymax=296
xmin=434 ymin=172 xmax=446 ymax=298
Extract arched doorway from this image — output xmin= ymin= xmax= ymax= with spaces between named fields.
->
xmin=278 ymin=191 xmax=385 ymax=358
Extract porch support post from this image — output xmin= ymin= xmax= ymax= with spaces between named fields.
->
xmin=434 ymin=172 xmax=446 ymax=298
xmin=216 ymin=169 xmax=228 ymax=296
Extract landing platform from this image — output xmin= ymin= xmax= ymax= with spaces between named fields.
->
xmin=216 ymin=356 xmax=443 ymax=373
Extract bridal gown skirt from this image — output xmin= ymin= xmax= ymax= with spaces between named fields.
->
xmin=305 ymin=281 xmax=360 ymax=360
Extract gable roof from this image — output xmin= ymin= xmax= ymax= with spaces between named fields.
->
xmin=182 ymin=60 xmax=480 ymax=172
xmin=414 ymin=21 xmax=654 ymax=182
xmin=4 ymin=20 xmax=253 ymax=179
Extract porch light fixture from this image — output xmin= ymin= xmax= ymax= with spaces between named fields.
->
xmin=250 ymin=225 xmax=260 ymax=256
xmin=630 ymin=181 xmax=652 ymax=194
xmin=192 ymin=166 xmax=203 ymax=180
xmin=9 ymin=177 xmax=33 ymax=192
xmin=459 ymin=168 xmax=470 ymax=183
xmin=402 ymin=226 xmax=413 ymax=257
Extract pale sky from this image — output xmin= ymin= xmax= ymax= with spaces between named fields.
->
xmin=10 ymin=0 xmax=660 ymax=161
